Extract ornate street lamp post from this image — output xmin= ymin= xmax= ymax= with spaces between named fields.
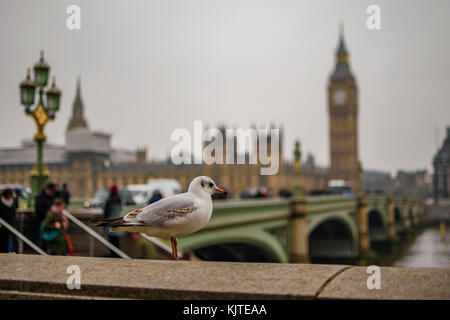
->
xmin=293 ymin=140 xmax=303 ymax=196
xmin=19 ymin=51 xmax=62 ymax=199
xmin=357 ymin=160 xmax=364 ymax=196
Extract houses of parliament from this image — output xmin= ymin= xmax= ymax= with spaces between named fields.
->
xmin=0 ymin=31 xmax=359 ymax=199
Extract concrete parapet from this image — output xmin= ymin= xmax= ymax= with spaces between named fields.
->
xmin=0 ymin=254 xmax=448 ymax=300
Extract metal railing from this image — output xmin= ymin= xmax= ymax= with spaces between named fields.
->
xmin=0 ymin=216 xmax=47 ymax=255
xmin=11 ymin=208 xmax=180 ymax=259
xmin=62 ymin=209 xmax=131 ymax=259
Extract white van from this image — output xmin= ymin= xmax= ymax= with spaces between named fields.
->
xmin=127 ymin=184 xmax=151 ymax=207
xmin=146 ymin=179 xmax=182 ymax=201
xmin=128 ymin=179 xmax=182 ymax=206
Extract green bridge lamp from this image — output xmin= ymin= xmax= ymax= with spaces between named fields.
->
xmin=19 ymin=51 xmax=62 ymax=200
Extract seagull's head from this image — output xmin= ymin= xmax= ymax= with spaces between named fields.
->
xmin=189 ymin=176 xmax=227 ymax=197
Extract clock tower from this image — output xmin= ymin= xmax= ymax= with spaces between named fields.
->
xmin=328 ymin=28 xmax=359 ymax=189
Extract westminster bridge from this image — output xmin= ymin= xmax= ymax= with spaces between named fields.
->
xmin=178 ymin=194 xmax=425 ymax=264
xmin=14 ymin=194 xmax=423 ymax=264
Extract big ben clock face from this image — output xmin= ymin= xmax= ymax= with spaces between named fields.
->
xmin=333 ymin=90 xmax=347 ymax=105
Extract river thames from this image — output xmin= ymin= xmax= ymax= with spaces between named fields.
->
xmin=391 ymin=225 xmax=450 ymax=268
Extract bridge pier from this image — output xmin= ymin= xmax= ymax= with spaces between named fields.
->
xmin=412 ymin=202 xmax=419 ymax=226
xmin=357 ymin=195 xmax=370 ymax=254
xmin=402 ymin=198 xmax=412 ymax=230
xmin=289 ymin=197 xmax=310 ymax=263
xmin=356 ymin=195 xmax=378 ymax=265
xmin=386 ymin=197 xmax=397 ymax=240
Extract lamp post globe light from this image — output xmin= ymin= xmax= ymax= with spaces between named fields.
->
xmin=19 ymin=51 xmax=62 ymax=200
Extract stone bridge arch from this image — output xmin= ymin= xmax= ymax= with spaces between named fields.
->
xmin=367 ymin=207 xmax=388 ymax=241
xmin=179 ymin=225 xmax=288 ymax=263
xmin=307 ymin=212 xmax=358 ymax=263
xmin=394 ymin=206 xmax=404 ymax=234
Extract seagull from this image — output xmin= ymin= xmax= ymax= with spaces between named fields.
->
xmin=91 ymin=176 xmax=227 ymax=260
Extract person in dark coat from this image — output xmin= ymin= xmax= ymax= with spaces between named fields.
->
xmin=103 ymin=185 xmax=125 ymax=257
xmin=34 ymin=182 xmax=56 ymax=250
xmin=147 ymin=190 xmax=162 ymax=205
xmin=61 ymin=183 xmax=71 ymax=206
xmin=0 ymin=188 xmax=16 ymax=253
xmin=34 ymin=182 xmax=56 ymax=223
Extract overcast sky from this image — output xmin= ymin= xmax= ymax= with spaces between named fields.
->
xmin=1 ymin=0 xmax=449 ymax=175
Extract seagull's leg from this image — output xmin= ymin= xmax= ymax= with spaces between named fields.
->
xmin=174 ymin=237 xmax=179 ymax=260
xmin=170 ymin=236 xmax=179 ymax=260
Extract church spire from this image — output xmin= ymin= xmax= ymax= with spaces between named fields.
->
xmin=336 ymin=22 xmax=348 ymax=60
xmin=76 ymin=76 xmax=81 ymax=96
xmin=67 ymin=76 xmax=89 ymax=131
xmin=330 ymin=24 xmax=353 ymax=82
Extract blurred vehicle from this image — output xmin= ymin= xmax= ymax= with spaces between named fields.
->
xmin=146 ymin=179 xmax=182 ymax=199
xmin=278 ymin=188 xmax=293 ymax=198
xmin=127 ymin=184 xmax=150 ymax=206
xmin=240 ymin=187 xmax=269 ymax=199
xmin=327 ymin=180 xmax=353 ymax=195
xmin=309 ymin=189 xmax=332 ymax=196
xmin=83 ymin=187 xmax=135 ymax=208
xmin=120 ymin=188 xmax=136 ymax=206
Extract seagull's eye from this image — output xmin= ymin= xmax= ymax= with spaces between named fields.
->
xmin=209 ymin=182 xmax=213 ymax=188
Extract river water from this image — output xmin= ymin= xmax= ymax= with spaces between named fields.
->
xmin=390 ymin=225 xmax=450 ymax=268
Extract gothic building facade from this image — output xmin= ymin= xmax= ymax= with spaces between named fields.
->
xmin=0 ymin=79 xmax=150 ymax=198
xmin=433 ymin=127 xmax=450 ymax=200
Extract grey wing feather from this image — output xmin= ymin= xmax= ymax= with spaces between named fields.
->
xmin=136 ymin=193 xmax=195 ymax=227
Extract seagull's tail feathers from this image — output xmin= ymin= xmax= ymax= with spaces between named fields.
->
xmin=89 ymin=217 xmax=123 ymax=227
xmin=90 ymin=217 xmax=146 ymax=233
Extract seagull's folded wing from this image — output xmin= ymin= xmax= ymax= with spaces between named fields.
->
xmin=134 ymin=194 xmax=196 ymax=227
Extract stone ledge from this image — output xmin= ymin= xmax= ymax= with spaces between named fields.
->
xmin=0 ymin=254 xmax=449 ymax=300
xmin=319 ymin=265 xmax=450 ymax=300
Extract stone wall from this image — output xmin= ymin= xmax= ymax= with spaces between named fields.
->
xmin=0 ymin=254 xmax=448 ymax=299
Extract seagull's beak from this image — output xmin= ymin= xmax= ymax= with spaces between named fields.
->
xmin=214 ymin=187 xmax=228 ymax=195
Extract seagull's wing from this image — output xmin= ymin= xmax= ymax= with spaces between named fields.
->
xmin=128 ymin=193 xmax=196 ymax=227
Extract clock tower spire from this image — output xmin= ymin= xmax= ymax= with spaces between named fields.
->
xmin=328 ymin=26 xmax=359 ymax=190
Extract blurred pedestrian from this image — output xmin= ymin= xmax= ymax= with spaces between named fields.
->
xmin=148 ymin=190 xmax=162 ymax=205
xmin=35 ymin=182 xmax=56 ymax=250
xmin=103 ymin=184 xmax=125 ymax=257
xmin=40 ymin=197 xmax=70 ymax=256
xmin=54 ymin=184 xmax=62 ymax=199
xmin=0 ymin=188 xmax=16 ymax=253
xmin=34 ymin=182 xmax=56 ymax=223
xmin=13 ymin=187 xmax=21 ymax=209
xmin=61 ymin=183 xmax=71 ymax=206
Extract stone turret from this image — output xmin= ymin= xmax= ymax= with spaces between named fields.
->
xmin=67 ymin=77 xmax=89 ymax=131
